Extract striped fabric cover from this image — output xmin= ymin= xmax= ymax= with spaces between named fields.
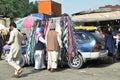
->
xmin=61 ymin=16 xmax=77 ymax=61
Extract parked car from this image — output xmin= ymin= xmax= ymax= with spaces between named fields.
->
xmin=68 ymin=29 xmax=108 ymax=69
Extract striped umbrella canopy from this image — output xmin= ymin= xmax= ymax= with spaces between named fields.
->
xmin=15 ymin=17 xmax=26 ymax=29
xmin=15 ymin=16 xmax=41 ymax=29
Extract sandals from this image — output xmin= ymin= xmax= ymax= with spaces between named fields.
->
xmin=11 ymin=68 xmax=23 ymax=78
xmin=17 ymin=68 xmax=23 ymax=76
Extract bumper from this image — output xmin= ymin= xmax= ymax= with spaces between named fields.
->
xmin=90 ymin=50 xmax=108 ymax=59
xmin=80 ymin=50 xmax=108 ymax=60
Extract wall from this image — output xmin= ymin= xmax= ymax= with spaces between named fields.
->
xmin=0 ymin=18 xmax=10 ymax=27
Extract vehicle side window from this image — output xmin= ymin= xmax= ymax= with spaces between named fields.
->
xmin=76 ymin=33 xmax=90 ymax=43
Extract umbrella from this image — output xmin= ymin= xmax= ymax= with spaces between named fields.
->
xmin=22 ymin=16 xmax=41 ymax=28
xmin=15 ymin=17 xmax=26 ymax=29
xmin=15 ymin=16 xmax=41 ymax=28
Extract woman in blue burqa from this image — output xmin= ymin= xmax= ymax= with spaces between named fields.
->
xmin=105 ymin=27 xmax=116 ymax=57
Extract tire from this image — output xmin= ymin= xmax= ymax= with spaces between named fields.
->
xmin=68 ymin=54 xmax=83 ymax=69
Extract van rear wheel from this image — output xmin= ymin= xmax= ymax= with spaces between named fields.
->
xmin=68 ymin=55 xmax=83 ymax=69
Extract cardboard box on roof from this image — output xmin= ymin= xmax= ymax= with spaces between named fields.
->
xmin=38 ymin=0 xmax=61 ymax=16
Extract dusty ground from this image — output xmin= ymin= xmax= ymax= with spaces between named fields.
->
xmin=0 ymin=58 xmax=120 ymax=80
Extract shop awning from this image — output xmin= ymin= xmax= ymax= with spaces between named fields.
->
xmin=72 ymin=11 xmax=120 ymax=22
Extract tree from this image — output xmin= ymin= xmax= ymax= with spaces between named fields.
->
xmin=0 ymin=0 xmax=15 ymax=18
xmin=0 ymin=0 xmax=38 ymax=19
xmin=27 ymin=2 xmax=38 ymax=15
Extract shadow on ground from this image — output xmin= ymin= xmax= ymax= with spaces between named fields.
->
xmin=82 ymin=57 xmax=120 ymax=68
xmin=20 ymin=63 xmax=69 ymax=78
xmin=20 ymin=56 xmax=120 ymax=78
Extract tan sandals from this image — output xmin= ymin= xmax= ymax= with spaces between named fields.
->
xmin=11 ymin=68 xmax=23 ymax=78
xmin=17 ymin=68 xmax=23 ymax=76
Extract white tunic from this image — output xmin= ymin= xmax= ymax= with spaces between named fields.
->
xmin=7 ymin=28 xmax=23 ymax=58
xmin=7 ymin=28 xmax=25 ymax=70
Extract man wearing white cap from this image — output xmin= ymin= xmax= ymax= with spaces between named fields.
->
xmin=46 ymin=22 xmax=62 ymax=72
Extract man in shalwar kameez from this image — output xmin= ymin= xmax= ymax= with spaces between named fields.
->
xmin=7 ymin=22 xmax=23 ymax=78
xmin=46 ymin=22 xmax=62 ymax=72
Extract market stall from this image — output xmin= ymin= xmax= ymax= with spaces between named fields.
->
xmin=22 ymin=16 xmax=79 ymax=68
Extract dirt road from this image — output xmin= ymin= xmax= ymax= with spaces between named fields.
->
xmin=0 ymin=59 xmax=120 ymax=80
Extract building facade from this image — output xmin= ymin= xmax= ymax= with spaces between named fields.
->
xmin=72 ymin=5 xmax=120 ymax=35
